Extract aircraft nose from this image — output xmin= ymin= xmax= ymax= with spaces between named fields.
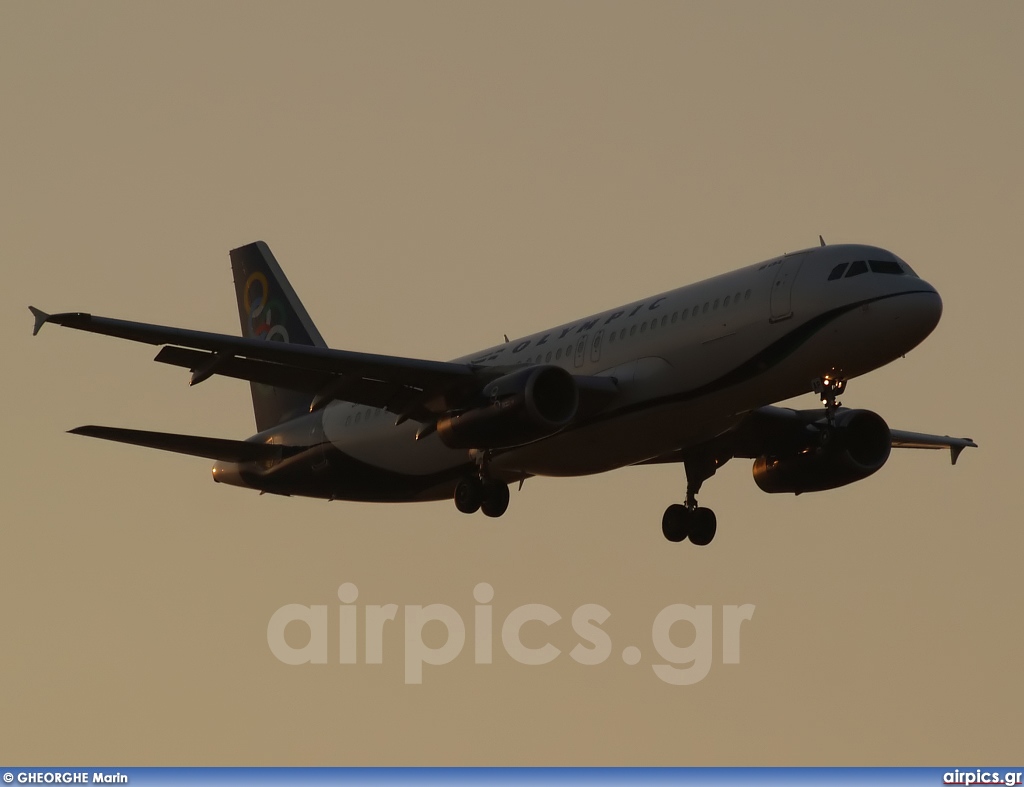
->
xmin=917 ymin=282 xmax=943 ymax=332
xmin=900 ymin=282 xmax=943 ymax=345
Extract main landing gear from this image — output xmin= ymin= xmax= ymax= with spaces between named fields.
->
xmin=454 ymin=476 xmax=510 ymax=518
xmin=662 ymin=456 xmax=720 ymax=545
xmin=662 ymin=504 xmax=717 ymax=546
xmin=454 ymin=450 xmax=510 ymax=518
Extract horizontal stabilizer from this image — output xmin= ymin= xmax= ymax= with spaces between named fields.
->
xmin=68 ymin=425 xmax=294 ymax=463
xmin=29 ymin=306 xmax=51 ymax=336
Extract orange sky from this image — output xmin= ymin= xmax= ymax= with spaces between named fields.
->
xmin=2 ymin=1 xmax=1021 ymax=765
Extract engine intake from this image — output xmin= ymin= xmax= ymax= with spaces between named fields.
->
xmin=752 ymin=409 xmax=892 ymax=494
xmin=437 ymin=365 xmax=579 ymax=450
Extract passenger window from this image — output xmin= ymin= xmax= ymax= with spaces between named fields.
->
xmin=546 ymin=352 xmax=552 ymax=362
xmin=619 ymin=328 xmax=626 ymax=340
xmin=734 ymin=291 xmax=741 ymax=303
xmin=630 ymin=325 xmax=637 ymax=336
xmin=556 ymin=348 xmax=562 ymax=360
xmin=355 ymin=413 xmax=362 ymax=424
xmin=661 ymin=315 xmax=668 ymax=327
xmin=713 ymin=298 xmax=719 ymax=310
xmin=693 ymin=305 xmax=700 ymax=316
xmin=846 ymin=260 xmax=868 ymax=277
xmin=608 ymin=333 xmax=615 ymax=344
xmin=745 ymin=289 xmax=751 ymax=300
xmin=640 ymin=322 xmax=647 ymax=333
xmin=724 ymin=295 xmax=730 ymax=307
xmin=869 ymin=260 xmax=904 ymax=275
xmin=345 ymin=416 xmax=351 ymax=426
xmin=703 ymin=302 xmax=710 ymax=314
xmin=671 ymin=311 xmax=678 ymax=323
xmin=681 ymin=308 xmax=688 ymax=320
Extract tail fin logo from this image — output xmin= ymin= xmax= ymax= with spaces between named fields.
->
xmin=243 ymin=271 xmax=290 ymax=342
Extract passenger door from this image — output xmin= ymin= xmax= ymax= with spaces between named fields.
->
xmin=769 ymin=253 xmax=807 ymax=322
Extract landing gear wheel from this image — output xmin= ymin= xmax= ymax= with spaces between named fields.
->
xmin=688 ymin=507 xmax=717 ymax=546
xmin=454 ymin=478 xmax=483 ymax=514
xmin=480 ymin=481 xmax=510 ymax=518
xmin=661 ymin=455 xmax=725 ymax=546
xmin=662 ymin=504 xmax=690 ymax=542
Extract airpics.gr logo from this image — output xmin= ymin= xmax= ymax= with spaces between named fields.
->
xmin=243 ymin=271 xmax=289 ymax=342
xmin=267 ymin=582 xmax=756 ymax=685
xmin=943 ymin=771 xmax=1023 ymax=786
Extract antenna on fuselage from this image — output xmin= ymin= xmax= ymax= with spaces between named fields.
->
xmin=504 ymin=334 xmax=509 ymax=343
xmin=819 ymin=235 xmax=827 ymax=247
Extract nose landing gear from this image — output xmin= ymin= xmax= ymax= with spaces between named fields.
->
xmin=812 ymin=374 xmax=847 ymax=425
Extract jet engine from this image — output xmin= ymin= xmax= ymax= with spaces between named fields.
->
xmin=437 ymin=365 xmax=579 ymax=450
xmin=752 ymin=409 xmax=892 ymax=494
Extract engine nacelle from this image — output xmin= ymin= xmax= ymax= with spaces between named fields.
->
xmin=752 ymin=409 xmax=892 ymax=494
xmin=437 ymin=365 xmax=579 ymax=450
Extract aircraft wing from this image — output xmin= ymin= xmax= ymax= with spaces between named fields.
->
xmin=735 ymin=406 xmax=976 ymax=464
xmin=30 ymin=308 xmax=619 ymax=422
xmin=30 ymin=307 xmax=483 ymax=420
xmin=637 ymin=405 xmax=977 ymax=466
xmin=887 ymin=428 xmax=978 ymax=465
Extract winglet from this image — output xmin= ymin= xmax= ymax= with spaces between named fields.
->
xmin=950 ymin=439 xmax=977 ymax=465
xmin=29 ymin=306 xmax=51 ymax=336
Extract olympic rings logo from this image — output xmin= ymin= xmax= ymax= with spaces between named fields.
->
xmin=243 ymin=271 xmax=290 ymax=342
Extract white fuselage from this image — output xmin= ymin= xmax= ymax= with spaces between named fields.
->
xmin=305 ymin=243 xmax=941 ymax=499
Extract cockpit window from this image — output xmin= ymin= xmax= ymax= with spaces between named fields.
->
xmin=845 ymin=260 xmax=868 ymax=278
xmin=869 ymin=260 xmax=904 ymax=275
xmin=895 ymin=257 xmax=918 ymax=277
xmin=828 ymin=263 xmax=848 ymax=281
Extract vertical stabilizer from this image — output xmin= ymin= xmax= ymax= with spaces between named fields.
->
xmin=229 ymin=241 xmax=326 ymax=431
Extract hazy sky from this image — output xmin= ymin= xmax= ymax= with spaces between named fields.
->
xmin=3 ymin=1 xmax=1022 ymax=765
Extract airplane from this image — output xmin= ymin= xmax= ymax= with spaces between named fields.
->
xmin=29 ymin=238 xmax=976 ymax=546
